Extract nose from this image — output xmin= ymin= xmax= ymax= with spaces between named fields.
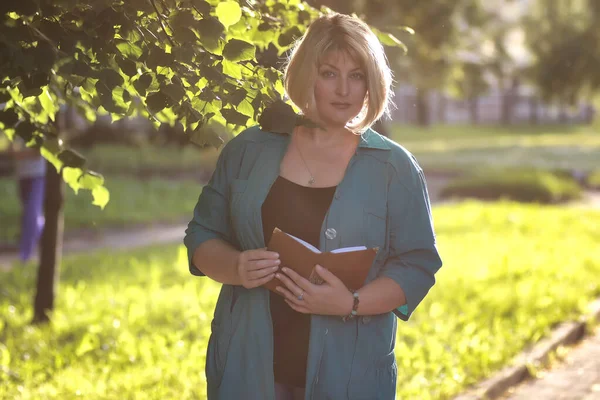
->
xmin=335 ymin=76 xmax=349 ymax=96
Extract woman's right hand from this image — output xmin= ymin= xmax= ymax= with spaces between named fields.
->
xmin=236 ymin=248 xmax=280 ymax=289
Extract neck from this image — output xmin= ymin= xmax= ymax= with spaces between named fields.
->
xmin=296 ymin=125 xmax=357 ymax=148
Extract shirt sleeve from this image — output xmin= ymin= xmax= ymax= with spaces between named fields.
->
xmin=183 ymin=138 xmax=240 ymax=276
xmin=378 ymin=164 xmax=443 ymax=321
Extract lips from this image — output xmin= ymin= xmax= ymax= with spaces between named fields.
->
xmin=331 ymin=102 xmax=351 ymax=109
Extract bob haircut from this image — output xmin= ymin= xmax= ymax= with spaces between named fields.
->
xmin=284 ymin=13 xmax=394 ymax=133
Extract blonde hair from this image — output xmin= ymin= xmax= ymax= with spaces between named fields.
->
xmin=284 ymin=13 xmax=394 ymax=133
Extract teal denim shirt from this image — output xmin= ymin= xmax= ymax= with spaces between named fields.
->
xmin=184 ymin=125 xmax=442 ymax=399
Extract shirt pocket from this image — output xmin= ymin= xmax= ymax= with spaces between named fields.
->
xmin=206 ymin=286 xmax=237 ymax=388
xmin=348 ymin=350 xmax=397 ymax=400
xmin=363 ymin=206 xmax=387 ymax=251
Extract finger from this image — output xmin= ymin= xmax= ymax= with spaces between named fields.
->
xmin=284 ymin=299 xmax=310 ymax=314
xmin=281 ymin=267 xmax=312 ymax=292
xmin=247 ymin=265 xmax=280 ymax=280
xmin=275 ymin=285 xmax=303 ymax=305
xmin=275 ymin=272 xmax=301 ymax=294
xmin=247 ymin=272 xmax=276 ymax=288
xmin=246 ymin=248 xmax=280 ymax=261
xmin=246 ymin=258 xmax=281 ymax=271
xmin=314 ymin=264 xmax=341 ymax=286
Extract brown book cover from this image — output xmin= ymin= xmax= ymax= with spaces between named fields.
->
xmin=264 ymin=227 xmax=379 ymax=295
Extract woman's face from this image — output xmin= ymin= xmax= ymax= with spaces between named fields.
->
xmin=313 ymin=50 xmax=367 ymax=129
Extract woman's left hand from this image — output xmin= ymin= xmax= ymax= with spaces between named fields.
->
xmin=275 ymin=264 xmax=353 ymax=316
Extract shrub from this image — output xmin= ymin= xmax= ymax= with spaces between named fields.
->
xmin=440 ymin=168 xmax=583 ymax=203
xmin=586 ymin=170 xmax=600 ymax=189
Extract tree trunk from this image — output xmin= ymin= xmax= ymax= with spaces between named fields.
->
xmin=32 ymin=161 xmax=64 ymax=324
xmin=559 ymin=103 xmax=568 ymax=124
xmin=415 ymin=87 xmax=430 ymax=126
xmin=437 ymin=93 xmax=447 ymax=124
xmin=529 ymin=96 xmax=539 ymax=125
xmin=501 ymin=91 xmax=512 ymax=125
xmin=501 ymin=78 xmax=520 ymax=125
xmin=469 ymin=97 xmax=479 ymax=125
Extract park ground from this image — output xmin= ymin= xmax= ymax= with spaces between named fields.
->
xmin=1 ymin=123 xmax=599 ymax=399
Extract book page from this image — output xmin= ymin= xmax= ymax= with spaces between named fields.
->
xmin=284 ymin=231 xmax=367 ymax=254
xmin=286 ymin=232 xmax=321 ymax=253
xmin=331 ymin=246 xmax=367 ymax=253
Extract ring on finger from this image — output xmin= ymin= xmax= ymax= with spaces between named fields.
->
xmin=297 ymin=291 xmax=304 ymax=301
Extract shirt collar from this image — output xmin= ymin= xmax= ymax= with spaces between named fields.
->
xmin=357 ymin=128 xmax=391 ymax=150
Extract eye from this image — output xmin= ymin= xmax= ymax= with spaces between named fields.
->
xmin=350 ymin=72 xmax=365 ymax=80
xmin=320 ymin=70 xmax=335 ymax=78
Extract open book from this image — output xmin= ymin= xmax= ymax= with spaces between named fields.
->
xmin=264 ymin=227 xmax=379 ymax=295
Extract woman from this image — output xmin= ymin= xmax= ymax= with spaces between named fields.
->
xmin=184 ymin=13 xmax=442 ymax=400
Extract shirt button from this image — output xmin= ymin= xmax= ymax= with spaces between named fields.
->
xmin=325 ymin=328 xmax=329 ymax=335
xmin=362 ymin=316 xmax=371 ymax=324
xmin=325 ymin=228 xmax=337 ymax=240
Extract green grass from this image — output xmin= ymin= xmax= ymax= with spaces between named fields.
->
xmin=1 ymin=201 xmax=599 ymax=399
xmin=78 ymin=144 xmax=219 ymax=176
xmin=440 ymin=168 xmax=583 ymax=203
xmin=0 ymin=176 xmax=201 ymax=243
xmin=587 ymin=170 xmax=600 ymax=189
xmin=390 ymin=124 xmax=600 ymax=173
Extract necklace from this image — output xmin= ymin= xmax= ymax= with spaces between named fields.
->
xmin=294 ymin=137 xmax=315 ymax=185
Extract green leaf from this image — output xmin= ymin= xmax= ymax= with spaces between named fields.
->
xmin=115 ymin=38 xmax=143 ymax=60
xmin=371 ymin=27 xmax=408 ymax=52
xmin=146 ymin=91 xmax=173 ymax=114
xmin=227 ymin=88 xmax=247 ymax=106
xmin=79 ymin=171 xmax=105 ymax=190
xmin=221 ymin=108 xmax=248 ymax=126
xmin=63 ymin=167 xmax=82 ymax=194
xmin=98 ymin=69 xmax=125 ymax=90
xmin=237 ymin=99 xmax=254 ymax=118
xmin=258 ymin=100 xmax=298 ymax=134
xmin=223 ymin=39 xmax=255 ymax=62
xmin=162 ymin=83 xmax=186 ymax=103
xmin=133 ymin=73 xmax=153 ymax=96
xmin=191 ymin=0 xmax=211 ymax=16
xmin=92 ymin=185 xmax=110 ymax=209
xmin=190 ymin=125 xmax=224 ymax=149
xmin=116 ymin=56 xmax=138 ymax=77
xmin=215 ymin=1 xmax=241 ymax=29
xmin=43 ymin=137 xmax=63 ymax=154
xmin=222 ymin=59 xmax=243 ymax=79
xmin=0 ymin=343 xmax=10 ymax=367
xmin=39 ymin=88 xmax=58 ymax=121
xmin=58 ymin=149 xmax=86 ymax=169
xmin=196 ymin=17 xmax=225 ymax=48
xmin=0 ymin=108 xmax=19 ymax=128
xmin=146 ymin=47 xmax=172 ymax=70
xmin=173 ymin=27 xmax=198 ymax=44
xmin=278 ymin=26 xmax=302 ymax=48
xmin=15 ymin=121 xmax=36 ymax=142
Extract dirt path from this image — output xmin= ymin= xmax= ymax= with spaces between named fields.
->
xmin=503 ymin=326 xmax=600 ymax=400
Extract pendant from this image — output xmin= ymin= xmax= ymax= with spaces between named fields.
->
xmin=308 ymin=177 xmax=315 ymax=185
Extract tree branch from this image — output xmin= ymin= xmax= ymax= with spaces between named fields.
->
xmin=149 ymin=0 xmax=175 ymax=47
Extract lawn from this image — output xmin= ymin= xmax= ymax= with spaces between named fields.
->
xmin=76 ymin=144 xmax=219 ymax=176
xmin=72 ymin=124 xmax=600 ymax=175
xmin=1 ymin=201 xmax=598 ymax=399
xmin=390 ymin=124 xmax=600 ymax=173
xmin=0 ymin=176 xmax=201 ymax=243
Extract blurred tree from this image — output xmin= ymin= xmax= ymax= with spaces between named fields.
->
xmin=452 ymin=61 xmax=489 ymax=124
xmin=0 ymin=0 xmax=403 ymax=323
xmin=524 ymin=0 xmax=600 ymax=109
xmin=359 ymin=0 xmax=488 ymax=126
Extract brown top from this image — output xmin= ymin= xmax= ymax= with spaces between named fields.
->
xmin=261 ymin=175 xmax=336 ymax=388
